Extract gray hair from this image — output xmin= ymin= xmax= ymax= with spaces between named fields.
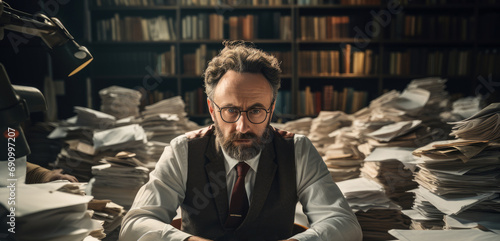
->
xmin=203 ymin=40 xmax=281 ymax=102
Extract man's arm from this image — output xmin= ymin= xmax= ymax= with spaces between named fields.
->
xmin=26 ymin=162 xmax=78 ymax=183
xmin=289 ymin=135 xmax=362 ymax=241
xmin=119 ymin=136 xmax=193 ymax=241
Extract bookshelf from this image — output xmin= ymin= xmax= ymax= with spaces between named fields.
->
xmin=84 ymin=0 xmax=500 ymax=122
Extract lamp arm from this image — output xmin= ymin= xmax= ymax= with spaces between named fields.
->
xmin=0 ymin=0 xmax=72 ymax=49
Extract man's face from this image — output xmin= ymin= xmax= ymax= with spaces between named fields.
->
xmin=208 ymin=70 xmax=275 ymax=161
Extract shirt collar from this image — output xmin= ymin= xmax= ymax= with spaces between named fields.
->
xmin=221 ymin=148 xmax=261 ymax=176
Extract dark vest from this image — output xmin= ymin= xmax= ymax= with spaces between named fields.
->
xmin=181 ymin=125 xmax=297 ymax=241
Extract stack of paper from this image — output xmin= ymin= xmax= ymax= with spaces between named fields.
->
xmin=307 ymin=111 xmax=352 ymax=153
xmin=139 ymin=97 xmax=200 ymax=154
xmin=88 ymin=199 xmax=126 ymax=234
xmin=444 ymin=211 xmax=500 ymax=234
xmin=361 ymin=147 xmax=418 ymax=209
xmin=141 ymin=95 xmax=186 ymax=117
xmin=0 ymin=183 xmax=101 ymax=241
xmin=91 ymin=152 xmax=150 ymax=209
xmin=74 ymin=106 xmax=116 ymax=129
xmin=281 ymin=117 xmax=312 ymax=136
xmin=413 ymin=140 xmax=500 ymax=195
xmin=405 ymin=77 xmax=449 ymax=117
xmin=337 ymin=177 xmax=409 ymax=240
xmin=141 ymin=113 xmax=195 ymax=143
xmin=389 ymin=229 xmax=500 ymax=241
xmin=366 ymin=120 xmax=422 ymax=143
xmin=99 ymin=85 xmax=142 ymax=119
xmin=449 ymin=103 xmax=500 ymax=141
xmin=440 ymin=96 xmax=484 ymax=122
xmin=322 ymin=135 xmax=364 ymax=182
xmin=145 ymin=140 xmax=170 ymax=166
xmin=409 ymin=137 xmax=500 ymax=231
xmin=93 ymin=124 xmax=148 ymax=153
xmin=54 ymin=139 xmax=104 ymax=182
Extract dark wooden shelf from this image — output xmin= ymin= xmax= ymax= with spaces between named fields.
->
xmin=381 ymin=39 xmax=475 ymax=45
xmin=295 ymin=4 xmax=381 ymax=9
xmin=179 ymin=39 xmax=291 ymax=44
xmin=381 ymin=75 xmax=472 ymax=79
xmin=91 ymin=6 xmax=177 ymax=11
xmin=299 ymin=74 xmax=378 ymax=79
xmin=297 ymin=38 xmax=380 ymax=44
xmin=86 ymin=2 xmax=500 ymax=115
xmin=91 ymin=41 xmax=178 ymax=45
xmin=180 ymin=5 xmax=292 ymax=10
xmin=180 ymin=74 xmax=293 ymax=79
xmin=398 ymin=4 xmax=476 ymax=10
xmin=92 ymin=74 xmax=179 ymax=80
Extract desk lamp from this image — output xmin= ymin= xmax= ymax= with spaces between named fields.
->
xmin=0 ymin=0 xmax=92 ymax=186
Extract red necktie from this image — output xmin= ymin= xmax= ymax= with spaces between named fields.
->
xmin=225 ymin=162 xmax=250 ymax=229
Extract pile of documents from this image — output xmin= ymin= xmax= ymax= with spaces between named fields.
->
xmin=139 ymin=96 xmax=200 ymax=162
xmin=337 ymin=177 xmax=409 ymax=240
xmin=50 ymin=109 xmax=150 ymax=182
xmin=91 ymin=151 xmax=150 ymax=209
xmin=406 ymin=134 xmax=500 ymax=232
xmin=93 ymin=124 xmax=148 ymax=153
xmin=88 ymin=199 xmax=126 ymax=234
xmin=323 ymin=127 xmax=365 ymax=182
xmin=281 ymin=117 xmax=312 ymax=136
xmin=449 ymin=103 xmax=500 ymax=141
xmin=307 ymin=111 xmax=352 ymax=153
xmin=440 ymin=96 xmax=484 ymax=122
xmin=145 ymin=140 xmax=170 ymax=166
xmin=404 ymin=77 xmax=449 ymax=118
xmin=361 ymin=147 xmax=418 ymax=209
xmin=413 ymin=139 xmax=500 ymax=195
xmin=74 ymin=106 xmax=116 ymax=129
xmin=54 ymin=139 xmax=103 ymax=182
xmin=0 ymin=183 xmax=102 ymax=241
xmin=389 ymin=229 xmax=500 ymax=241
xmin=99 ymin=85 xmax=142 ymax=119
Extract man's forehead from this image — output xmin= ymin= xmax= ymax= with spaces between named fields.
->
xmin=213 ymin=71 xmax=273 ymax=106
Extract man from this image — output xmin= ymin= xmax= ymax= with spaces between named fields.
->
xmin=120 ymin=41 xmax=362 ymax=241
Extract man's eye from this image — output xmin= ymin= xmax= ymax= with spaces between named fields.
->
xmin=249 ymin=109 xmax=262 ymax=114
xmin=226 ymin=108 xmax=239 ymax=114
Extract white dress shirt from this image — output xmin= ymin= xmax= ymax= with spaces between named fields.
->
xmin=119 ymin=133 xmax=362 ymax=241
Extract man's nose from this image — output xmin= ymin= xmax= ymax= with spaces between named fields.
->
xmin=235 ymin=112 xmax=251 ymax=133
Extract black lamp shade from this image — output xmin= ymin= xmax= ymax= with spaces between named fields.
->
xmin=50 ymin=39 xmax=93 ymax=77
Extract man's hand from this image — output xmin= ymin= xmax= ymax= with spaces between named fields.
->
xmin=44 ymin=169 xmax=79 ymax=183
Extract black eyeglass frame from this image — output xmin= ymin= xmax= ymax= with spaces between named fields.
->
xmin=210 ymin=99 xmax=274 ymax=124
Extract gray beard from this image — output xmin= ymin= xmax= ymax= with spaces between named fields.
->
xmin=214 ymin=120 xmax=273 ymax=161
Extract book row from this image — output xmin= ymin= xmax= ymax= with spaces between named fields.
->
xmin=96 ymin=14 xmax=176 ymax=41
xmin=182 ymin=0 xmax=292 ymax=6
xmin=94 ymin=12 xmax=499 ymax=42
xmin=297 ymin=0 xmax=380 ymax=5
xmin=297 ymin=86 xmax=368 ymax=115
xmin=182 ymin=45 xmax=292 ymax=75
xmin=388 ymin=15 xmax=473 ymax=41
xmin=299 ymin=47 xmax=378 ymax=76
xmin=95 ymin=0 xmax=176 ymax=6
xmin=387 ymin=49 xmax=470 ymax=76
xmin=92 ymin=47 xmax=498 ymax=77
xmin=182 ymin=13 xmax=291 ymax=40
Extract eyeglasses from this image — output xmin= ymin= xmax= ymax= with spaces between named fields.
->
xmin=211 ymin=99 xmax=273 ymax=124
